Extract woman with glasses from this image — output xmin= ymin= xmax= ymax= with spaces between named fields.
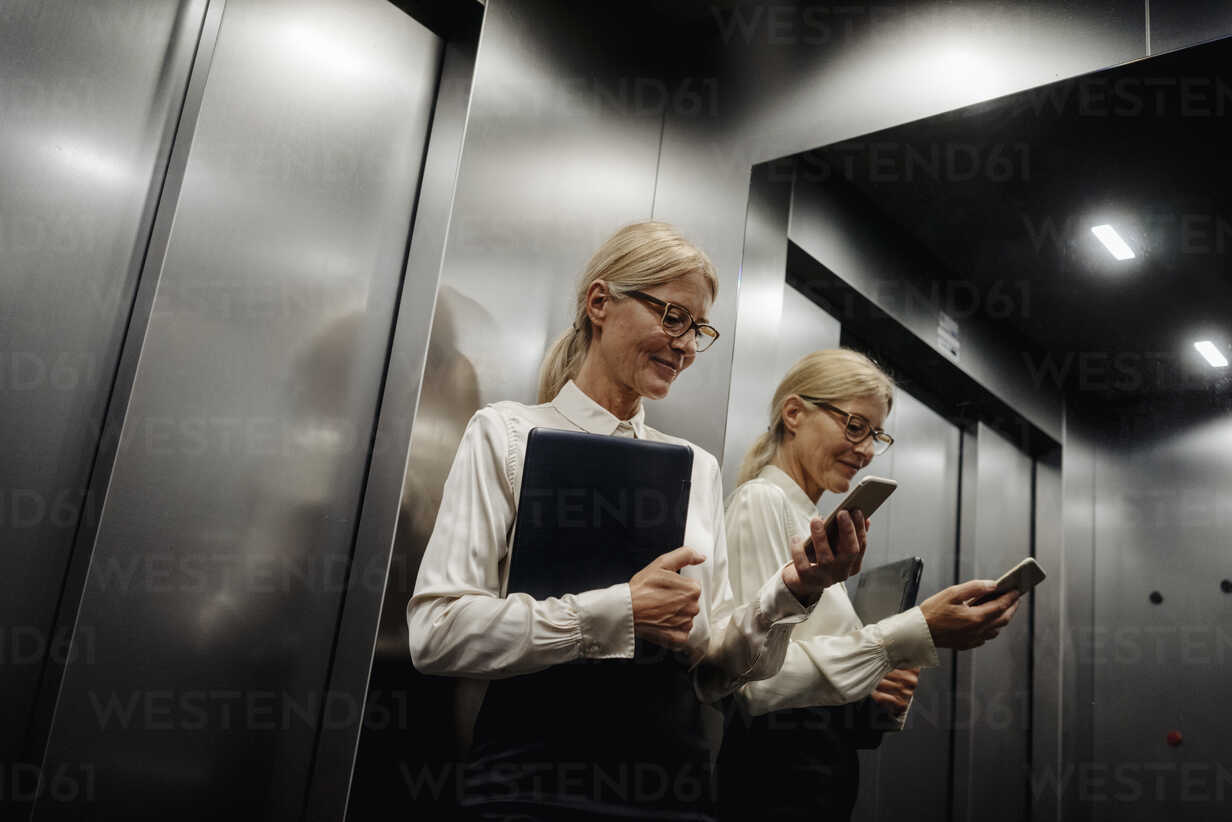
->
xmin=716 ymin=349 xmax=1023 ymax=821
xmin=409 ymin=223 xmax=868 ymax=821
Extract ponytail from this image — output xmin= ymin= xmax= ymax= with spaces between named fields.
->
xmin=737 ymin=426 xmax=783 ymax=486
xmin=537 ymin=323 xmax=589 ymax=404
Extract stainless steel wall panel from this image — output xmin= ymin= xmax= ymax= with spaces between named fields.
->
xmin=1150 ymin=2 xmax=1232 ymax=55
xmin=309 ymin=29 xmax=474 ymax=822
xmin=1090 ymin=415 xmax=1232 ymax=822
xmin=0 ymin=0 xmax=207 ymax=798
xmin=718 ymin=163 xmax=795 ymax=493
xmin=952 ymin=426 xmax=981 ymax=822
xmin=966 ymin=422 xmax=1034 ymax=822
xmin=775 ymin=286 xmax=843 ymax=379
xmin=34 ymin=0 xmax=441 ymax=817
xmin=1060 ymin=414 xmax=1097 ymax=822
xmin=1032 ymin=452 xmax=1064 ymax=822
xmin=862 ymin=389 xmax=962 ymax=822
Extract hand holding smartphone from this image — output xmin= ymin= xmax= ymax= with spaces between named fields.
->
xmin=970 ymin=557 xmax=1046 ymax=606
xmin=807 ymin=476 xmax=898 ymax=562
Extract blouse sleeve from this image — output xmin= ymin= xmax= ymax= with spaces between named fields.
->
xmin=726 ymin=481 xmax=939 ymax=716
xmin=690 ymin=457 xmax=813 ymax=705
xmin=407 ymin=407 xmax=636 ymax=678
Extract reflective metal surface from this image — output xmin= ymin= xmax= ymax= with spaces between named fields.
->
xmin=1060 ymin=417 xmax=1097 ymax=822
xmin=1091 ymin=415 xmax=1232 ymax=822
xmin=850 ymin=388 xmax=962 ymax=822
xmin=718 ymin=163 xmax=795 ymax=492
xmin=651 ymin=3 xmax=1150 ymax=464
xmin=964 ymin=423 xmax=1034 ymax=822
xmin=35 ymin=0 xmax=441 ymax=817
xmin=1032 ymin=452 xmax=1064 ymax=822
xmin=324 ymin=25 xmax=475 ymax=822
xmin=0 ymin=0 xmax=207 ymax=802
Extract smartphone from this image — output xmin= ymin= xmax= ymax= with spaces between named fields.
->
xmin=971 ymin=557 xmax=1047 ymax=606
xmin=808 ymin=476 xmax=898 ymax=561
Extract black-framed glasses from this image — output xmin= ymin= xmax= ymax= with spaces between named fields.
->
xmin=800 ymin=396 xmax=895 ymax=455
xmin=623 ymin=289 xmax=720 ymax=353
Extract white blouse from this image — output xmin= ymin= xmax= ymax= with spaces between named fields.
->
xmin=408 ymin=379 xmax=814 ymax=704
xmin=725 ymin=464 xmax=939 ymax=717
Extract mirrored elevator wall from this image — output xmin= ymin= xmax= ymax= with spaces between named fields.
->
xmin=725 ymin=155 xmax=1065 ymax=822
xmin=2 ymin=0 xmax=446 ymax=818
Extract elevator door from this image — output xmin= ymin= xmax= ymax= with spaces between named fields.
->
xmin=34 ymin=1 xmax=442 ymax=819
xmin=843 ymin=386 xmax=962 ymax=822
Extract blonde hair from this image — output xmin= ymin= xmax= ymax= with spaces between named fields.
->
xmin=537 ymin=220 xmax=719 ymax=403
xmin=738 ymin=348 xmax=895 ymax=485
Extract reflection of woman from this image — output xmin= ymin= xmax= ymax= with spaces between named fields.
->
xmin=408 ymin=223 xmax=866 ymax=821
xmin=717 ymin=350 xmax=1022 ymax=821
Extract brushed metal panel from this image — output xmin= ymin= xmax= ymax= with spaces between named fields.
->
xmin=35 ymin=0 xmax=441 ymax=818
xmin=869 ymin=389 xmax=962 ymax=822
xmin=967 ymin=422 xmax=1034 ymax=822
xmin=952 ymin=426 xmax=980 ymax=822
xmin=1060 ymin=413 xmax=1097 ymax=822
xmin=1150 ymin=2 xmax=1232 ymax=54
xmin=1032 ymin=451 xmax=1063 ymax=822
xmin=1091 ymin=415 xmax=1232 ymax=822
xmin=719 ymin=163 xmax=794 ymax=494
xmin=321 ymin=30 xmax=475 ymax=822
xmin=0 ymin=0 xmax=206 ymax=798
xmin=775 ymin=286 xmax=843 ymax=379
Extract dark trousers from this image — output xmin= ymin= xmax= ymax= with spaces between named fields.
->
xmin=717 ymin=705 xmax=863 ymax=822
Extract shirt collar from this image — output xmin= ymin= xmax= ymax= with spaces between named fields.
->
xmin=757 ymin=463 xmax=820 ymax=518
xmin=551 ymin=379 xmax=647 ymax=438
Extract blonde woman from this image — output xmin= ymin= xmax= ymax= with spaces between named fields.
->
xmin=408 ymin=224 xmax=868 ymax=821
xmin=716 ymin=350 xmax=1022 ymax=821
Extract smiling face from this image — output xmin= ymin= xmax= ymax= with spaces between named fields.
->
xmin=588 ymin=269 xmax=712 ymax=401
xmin=789 ymin=394 xmax=888 ymax=495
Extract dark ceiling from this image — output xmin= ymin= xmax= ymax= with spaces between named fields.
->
xmin=802 ymin=35 xmax=1232 ymax=408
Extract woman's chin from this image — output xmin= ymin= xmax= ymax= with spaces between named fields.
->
xmin=641 ymin=372 xmax=674 ymax=399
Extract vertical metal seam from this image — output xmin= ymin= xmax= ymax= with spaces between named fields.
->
xmin=26 ymin=2 xmax=225 ymax=816
xmin=649 ymin=110 xmax=667 ymax=217
xmin=1026 ymin=459 xmax=1037 ymax=819
xmin=946 ymin=427 xmax=964 ymax=822
xmin=1145 ymin=0 xmax=1151 ymax=55
xmin=297 ymin=35 xmax=450 ymax=822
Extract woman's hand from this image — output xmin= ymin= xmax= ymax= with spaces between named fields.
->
xmin=918 ymin=579 xmax=1021 ymax=650
xmin=870 ymin=667 xmax=920 ymax=715
xmin=630 ymin=546 xmax=706 ymax=650
xmin=780 ymin=509 xmax=868 ymax=608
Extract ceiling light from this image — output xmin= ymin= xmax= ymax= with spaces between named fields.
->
xmin=1194 ymin=340 xmax=1229 ymax=367
xmin=1090 ymin=224 xmax=1135 ymax=260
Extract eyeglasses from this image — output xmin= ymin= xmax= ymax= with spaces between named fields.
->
xmin=623 ymin=290 xmax=720 ymax=353
xmin=800 ymin=396 xmax=895 ymax=455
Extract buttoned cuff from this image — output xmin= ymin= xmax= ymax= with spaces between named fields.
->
xmin=760 ymin=564 xmax=813 ymax=625
xmin=575 ymin=583 xmax=636 ymax=659
xmin=878 ymin=606 xmax=939 ymax=669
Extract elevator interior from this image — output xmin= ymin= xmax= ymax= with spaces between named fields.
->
xmin=2 ymin=1 xmax=1230 ymax=820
